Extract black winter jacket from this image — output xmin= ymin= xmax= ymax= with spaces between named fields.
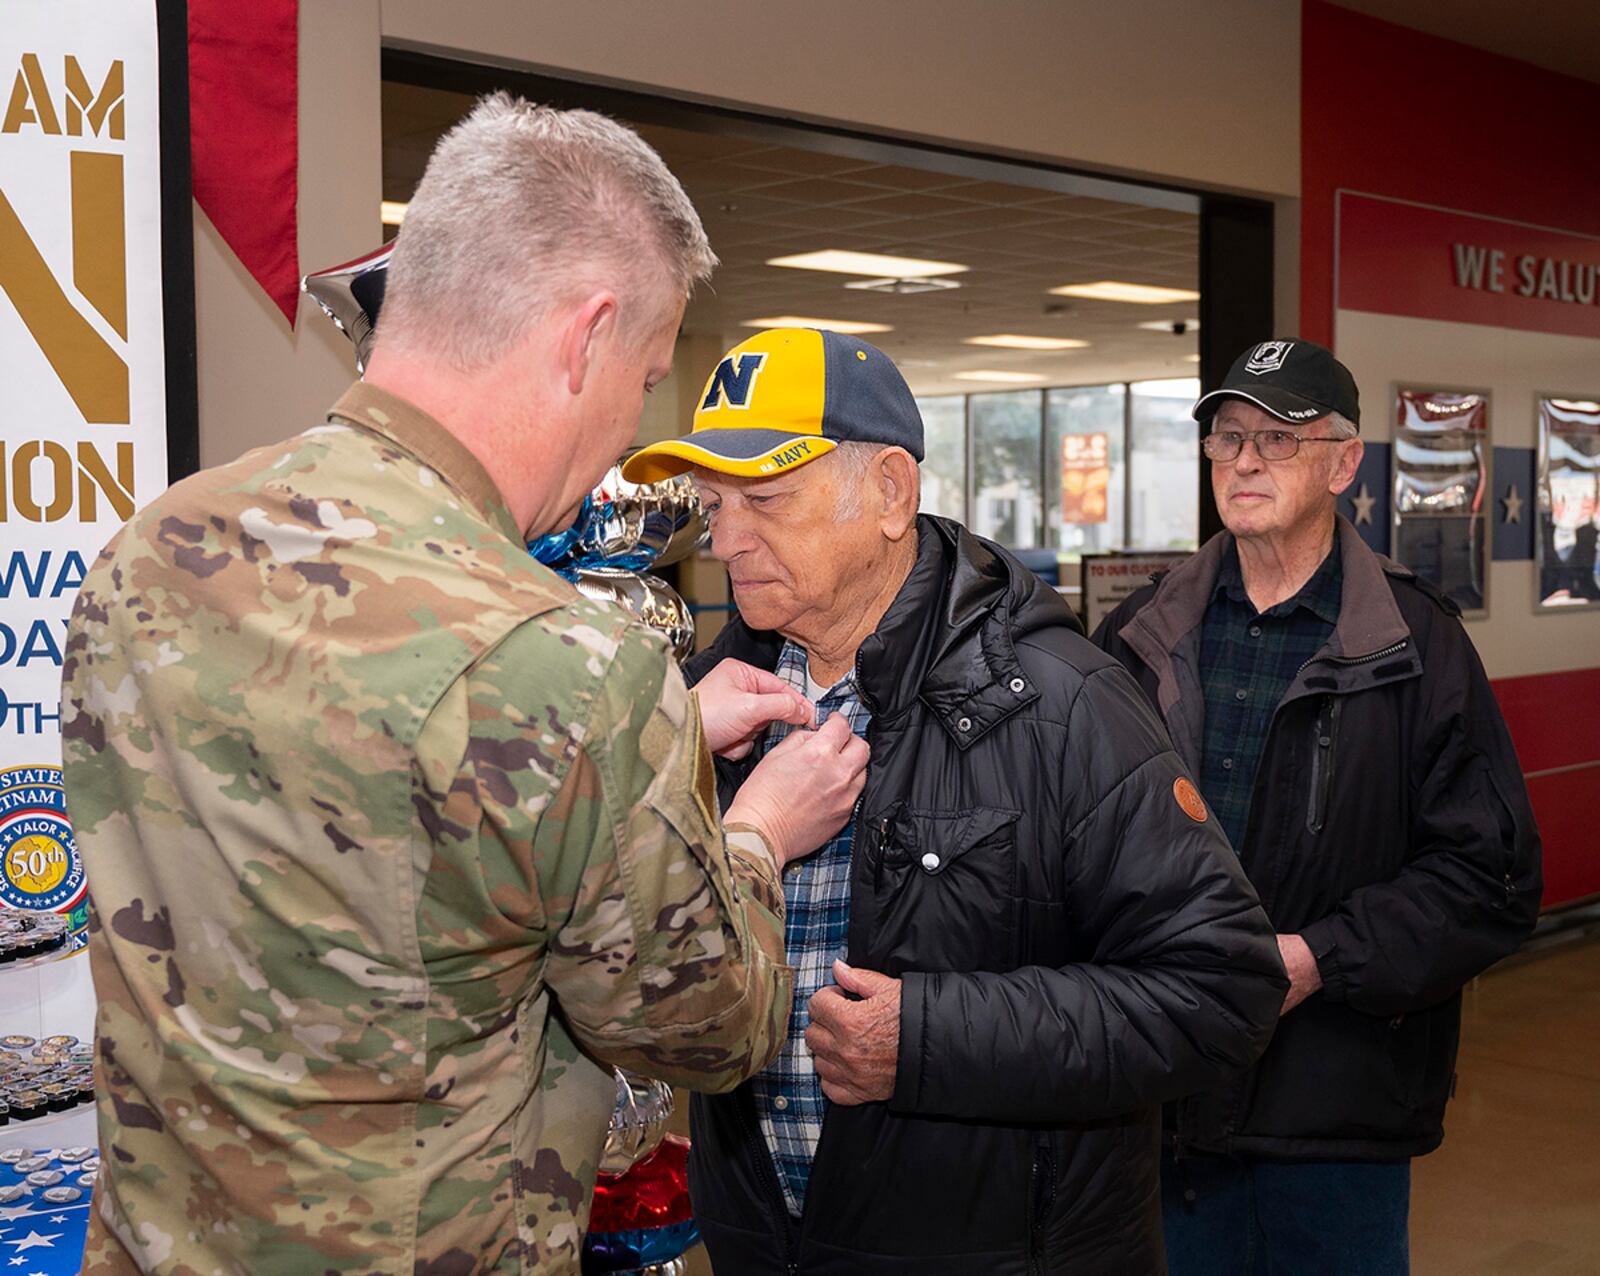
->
xmin=1093 ymin=517 xmax=1542 ymax=1163
xmin=683 ymin=517 xmax=1287 ymax=1276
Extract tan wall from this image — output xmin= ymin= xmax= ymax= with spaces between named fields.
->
xmin=194 ymin=0 xmax=382 ymax=468
xmin=379 ymin=0 xmax=1301 ymax=199
xmin=197 ymin=0 xmax=1302 ymax=466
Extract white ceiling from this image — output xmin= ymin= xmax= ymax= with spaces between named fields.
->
xmin=383 ymin=84 xmax=1202 ymax=396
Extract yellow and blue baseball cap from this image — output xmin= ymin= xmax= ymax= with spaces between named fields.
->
xmin=621 ymin=328 xmax=925 ymax=483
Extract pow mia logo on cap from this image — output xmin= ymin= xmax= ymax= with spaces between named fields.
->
xmin=1244 ymin=341 xmax=1294 ymax=375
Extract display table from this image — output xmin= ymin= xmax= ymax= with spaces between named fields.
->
xmin=0 ymin=1145 xmax=95 ymax=1274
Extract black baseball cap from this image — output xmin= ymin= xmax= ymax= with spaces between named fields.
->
xmin=621 ymin=328 xmax=925 ymax=483
xmin=1193 ymin=339 xmax=1361 ymax=431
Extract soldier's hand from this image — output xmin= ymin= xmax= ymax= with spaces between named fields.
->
xmin=695 ymin=659 xmax=815 ymax=760
xmin=725 ymin=714 xmax=868 ymax=866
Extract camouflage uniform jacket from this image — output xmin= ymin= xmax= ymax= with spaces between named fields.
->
xmin=61 ymin=382 xmax=792 ymax=1275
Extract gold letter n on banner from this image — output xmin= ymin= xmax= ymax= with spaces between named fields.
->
xmin=0 ymin=149 xmax=129 ymax=425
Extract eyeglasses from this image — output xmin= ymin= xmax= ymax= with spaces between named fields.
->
xmin=1202 ymin=429 xmax=1347 ymax=462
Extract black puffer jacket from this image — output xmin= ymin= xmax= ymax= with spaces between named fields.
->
xmin=683 ymin=516 xmax=1287 ymax=1276
xmin=1094 ymin=517 xmax=1541 ymax=1163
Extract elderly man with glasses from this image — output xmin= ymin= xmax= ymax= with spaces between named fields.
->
xmin=624 ymin=327 xmax=1287 ymax=1275
xmin=1095 ymin=339 xmax=1541 ymax=1275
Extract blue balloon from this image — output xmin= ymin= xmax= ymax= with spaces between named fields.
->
xmin=527 ymin=495 xmax=595 ymax=579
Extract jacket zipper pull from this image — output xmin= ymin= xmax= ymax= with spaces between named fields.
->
xmin=874 ymin=816 xmax=892 ymax=890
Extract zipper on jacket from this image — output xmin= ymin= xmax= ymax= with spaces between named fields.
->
xmin=1301 ymin=638 xmax=1409 ymax=674
xmin=737 ymin=1091 xmax=799 ymax=1274
xmin=1027 ymin=1139 xmax=1056 ymax=1275
xmin=872 ymin=814 xmax=893 ymax=891
xmin=1305 ymin=696 xmax=1340 ymax=834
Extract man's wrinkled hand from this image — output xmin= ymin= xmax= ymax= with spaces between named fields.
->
xmin=695 ymin=658 xmax=814 ymax=759
xmin=805 ymin=961 xmax=900 ymax=1105
xmin=1277 ymin=933 xmax=1322 ymax=1016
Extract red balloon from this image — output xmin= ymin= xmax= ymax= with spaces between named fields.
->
xmin=588 ymin=1133 xmax=694 ymax=1232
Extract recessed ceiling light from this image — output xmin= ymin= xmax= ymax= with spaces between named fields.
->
xmin=381 ymin=200 xmax=408 ymax=226
xmin=954 ymin=370 xmax=1047 ymax=384
xmin=965 ymin=334 xmax=1089 ymax=351
xmin=1050 ymin=281 xmax=1201 ymax=304
xmin=1183 ymin=354 xmax=1202 ymax=363
xmin=767 ymin=249 xmax=968 ymax=278
xmin=844 ymin=276 xmax=962 ymax=294
xmin=743 ymin=316 xmax=893 ymax=335
xmin=1137 ymin=318 xmax=1201 ymax=332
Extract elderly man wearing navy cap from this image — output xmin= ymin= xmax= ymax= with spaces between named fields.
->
xmin=623 ymin=328 xmax=1286 ymax=1275
xmin=1094 ymin=339 xmax=1542 ymax=1274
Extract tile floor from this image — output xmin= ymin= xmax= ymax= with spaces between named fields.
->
xmin=1411 ymin=929 xmax=1600 ymax=1274
xmin=676 ymin=929 xmax=1600 ymax=1275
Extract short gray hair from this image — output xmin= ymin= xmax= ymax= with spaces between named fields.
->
xmin=827 ymin=442 xmax=921 ymax=521
xmin=378 ymin=93 xmax=716 ymax=369
xmin=1322 ymin=412 xmax=1359 ymax=440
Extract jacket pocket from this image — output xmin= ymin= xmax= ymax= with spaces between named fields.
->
xmin=1305 ymin=696 xmax=1342 ymax=834
xmin=1383 ymin=1010 xmax=1432 ymax=1111
xmin=867 ymin=805 xmax=1021 ymax=974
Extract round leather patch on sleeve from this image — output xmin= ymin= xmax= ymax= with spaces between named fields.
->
xmin=1173 ymin=777 xmax=1209 ymax=823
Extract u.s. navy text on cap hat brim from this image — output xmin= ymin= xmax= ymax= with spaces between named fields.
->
xmin=620 ymin=431 xmax=838 ymax=483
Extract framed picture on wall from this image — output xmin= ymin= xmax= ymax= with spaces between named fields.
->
xmin=1536 ymin=396 xmax=1600 ymax=610
xmin=1390 ymin=386 xmax=1490 ymax=615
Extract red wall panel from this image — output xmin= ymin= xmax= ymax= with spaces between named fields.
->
xmin=1492 ymin=668 xmax=1600 ymax=777
xmin=1300 ymin=2 xmax=1600 ymax=908
xmin=1300 ymin=1 xmax=1600 ymax=345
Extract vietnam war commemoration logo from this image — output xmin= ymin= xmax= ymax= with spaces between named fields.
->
xmin=0 ymin=766 xmax=86 ymax=933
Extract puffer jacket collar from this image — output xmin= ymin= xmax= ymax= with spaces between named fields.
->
xmin=700 ymin=515 xmax=1073 ymax=749
xmin=859 ymin=516 xmax=1070 ymax=747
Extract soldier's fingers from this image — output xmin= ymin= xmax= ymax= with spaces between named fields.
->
xmin=755 ymin=690 xmax=815 ymax=728
xmin=813 ymin=713 xmax=855 ymax=749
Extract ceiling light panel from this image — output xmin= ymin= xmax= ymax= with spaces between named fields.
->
xmin=766 ymin=249 xmax=969 ymax=278
xmin=965 ymin=335 xmax=1090 ymax=351
xmin=743 ymin=316 xmax=893 ymax=334
xmin=1050 ymin=281 xmax=1201 ymax=304
xmin=954 ymin=370 xmax=1047 ymax=384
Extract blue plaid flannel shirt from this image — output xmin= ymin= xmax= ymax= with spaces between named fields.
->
xmin=748 ymin=639 xmax=870 ymax=1217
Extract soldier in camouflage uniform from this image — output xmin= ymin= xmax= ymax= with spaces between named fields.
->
xmin=60 ymin=96 xmax=867 ymax=1275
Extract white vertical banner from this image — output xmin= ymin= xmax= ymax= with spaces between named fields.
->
xmin=1 ymin=2 xmax=171 ymax=1032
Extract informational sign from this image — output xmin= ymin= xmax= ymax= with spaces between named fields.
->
xmin=1061 ymin=432 xmax=1110 ymax=525
xmin=1337 ymin=191 xmax=1600 ymax=340
xmin=1079 ymin=552 xmax=1191 ymax=633
xmin=1 ymin=1 xmax=187 ymax=954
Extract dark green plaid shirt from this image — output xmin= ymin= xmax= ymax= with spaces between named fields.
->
xmin=1199 ymin=540 xmax=1343 ymax=852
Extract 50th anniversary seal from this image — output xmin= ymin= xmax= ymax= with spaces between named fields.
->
xmin=0 ymin=766 xmax=87 ymax=947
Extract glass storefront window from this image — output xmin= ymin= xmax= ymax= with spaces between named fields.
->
xmin=1129 ymin=378 xmax=1200 ymax=550
xmin=916 ymin=395 xmax=967 ymax=523
xmin=908 ymin=379 xmax=1199 ymax=556
xmin=971 ymin=391 xmax=1045 ymax=548
xmin=1046 ymin=384 xmax=1127 ymax=559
